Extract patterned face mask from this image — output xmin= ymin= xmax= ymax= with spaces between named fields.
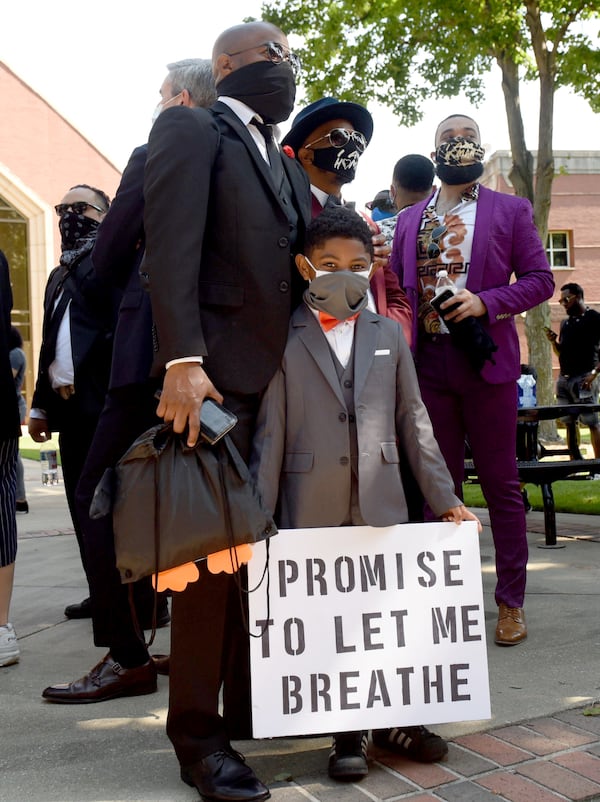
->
xmin=435 ymin=136 xmax=485 ymax=167
xmin=435 ymin=137 xmax=485 ymax=186
xmin=310 ymin=145 xmax=362 ymax=184
xmin=58 ymin=212 xmax=100 ymax=251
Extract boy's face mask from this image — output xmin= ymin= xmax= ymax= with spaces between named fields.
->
xmin=303 ymin=258 xmax=372 ymax=321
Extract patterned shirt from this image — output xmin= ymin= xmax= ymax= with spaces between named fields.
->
xmin=417 ymin=184 xmax=479 ymax=335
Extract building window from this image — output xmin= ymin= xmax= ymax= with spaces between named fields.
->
xmin=545 ymin=231 xmax=571 ymax=268
xmin=0 ymin=194 xmax=32 ymax=410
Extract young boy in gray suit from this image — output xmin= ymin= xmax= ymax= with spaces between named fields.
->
xmin=251 ymin=206 xmax=481 ymax=781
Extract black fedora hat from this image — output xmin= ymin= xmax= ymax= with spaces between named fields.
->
xmin=281 ymin=97 xmax=374 ymax=155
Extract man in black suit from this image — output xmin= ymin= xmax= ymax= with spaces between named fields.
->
xmin=42 ymin=60 xmax=217 ymax=700
xmin=29 ymin=185 xmax=118 ymax=610
xmin=141 ymin=21 xmax=311 ymax=801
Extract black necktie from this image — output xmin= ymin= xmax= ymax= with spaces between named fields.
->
xmin=251 ymin=118 xmax=284 ymax=192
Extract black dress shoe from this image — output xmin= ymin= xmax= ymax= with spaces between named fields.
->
xmin=64 ymin=597 xmax=92 ymax=619
xmin=42 ymin=653 xmax=157 ymax=703
xmin=181 ymin=749 xmax=270 ymax=801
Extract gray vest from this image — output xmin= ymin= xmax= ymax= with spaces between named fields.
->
xmin=331 ymin=344 xmax=365 ymax=525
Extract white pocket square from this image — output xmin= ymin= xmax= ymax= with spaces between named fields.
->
xmin=374 ymin=349 xmax=390 ymax=356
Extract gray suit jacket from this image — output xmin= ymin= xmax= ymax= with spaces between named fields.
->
xmin=251 ymin=304 xmax=460 ymax=528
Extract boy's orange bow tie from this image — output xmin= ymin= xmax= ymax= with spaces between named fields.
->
xmin=318 ymin=311 xmax=359 ymax=332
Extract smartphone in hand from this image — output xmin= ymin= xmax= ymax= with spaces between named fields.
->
xmin=153 ymin=391 xmax=238 ymax=445
xmin=199 ymin=398 xmax=238 ymax=445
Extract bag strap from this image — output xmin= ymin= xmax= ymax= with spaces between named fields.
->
xmin=125 ymin=450 xmax=160 ymax=648
xmin=216 ymin=453 xmax=271 ymax=638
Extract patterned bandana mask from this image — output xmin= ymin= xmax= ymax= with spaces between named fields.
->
xmin=59 ymin=212 xmax=100 ymax=252
xmin=435 ymin=136 xmax=485 ymax=186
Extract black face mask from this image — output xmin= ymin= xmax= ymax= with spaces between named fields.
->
xmin=435 ymin=162 xmax=484 ymax=186
xmin=310 ymin=145 xmax=361 ymax=184
xmin=59 ymin=212 xmax=100 ymax=251
xmin=216 ymin=60 xmax=296 ymax=124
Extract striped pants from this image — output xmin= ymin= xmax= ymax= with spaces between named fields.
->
xmin=0 ymin=438 xmax=18 ymax=566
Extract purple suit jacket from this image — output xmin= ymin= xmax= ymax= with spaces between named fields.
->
xmin=390 ymin=185 xmax=554 ymax=384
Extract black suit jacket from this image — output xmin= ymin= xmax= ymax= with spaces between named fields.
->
xmin=0 ymin=250 xmax=20 ymax=441
xmin=92 ymin=145 xmax=153 ymax=390
xmin=32 ymin=251 xmax=120 ymax=430
xmin=143 ymin=102 xmax=312 ymax=395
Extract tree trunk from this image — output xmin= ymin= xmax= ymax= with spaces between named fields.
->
xmin=496 ymin=53 xmax=534 ymax=203
xmin=495 ymin=47 xmax=556 ymax=436
xmin=523 ymin=0 xmax=558 ymax=438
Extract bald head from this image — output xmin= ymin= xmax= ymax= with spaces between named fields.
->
xmin=211 ymin=20 xmax=296 ymax=123
xmin=212 ymin=21 xmax=286 ymax=71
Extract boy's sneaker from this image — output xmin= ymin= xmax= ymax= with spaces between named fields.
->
xmin=328 ymin=731 xmax=368 ymax=781
xmin=372 ymin=726 xmax=448 ymax=762
xmin=0 ymin=623 xmax=20 ymax=667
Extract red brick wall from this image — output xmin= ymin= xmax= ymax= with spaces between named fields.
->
xmin=484 ymin=156 xmax=600 ymax=379
xmin=0 ymin=62 xmax=121 ymax=263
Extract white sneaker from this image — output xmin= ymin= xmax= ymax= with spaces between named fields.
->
xmin=0 ymin=623 xmax=20 ymax=666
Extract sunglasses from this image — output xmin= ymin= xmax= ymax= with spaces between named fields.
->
xmin=304 ymin=128 xmax=367 ymax=153
xmin=54 ymin=201 xmax=105 ymax=217
xmin=427 ymin=224 xmax=448 ymax=259
xmin=559 ymin=295 xmax=575 ymax=305
xmin=226 ymin=41 xmax=302 ymax=77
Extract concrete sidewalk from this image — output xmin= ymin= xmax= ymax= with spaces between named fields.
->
xmin=2 ymin=458 xmax=600 ymax=801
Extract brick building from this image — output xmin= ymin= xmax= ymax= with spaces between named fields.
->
xmin=0 ymin=61 xmax=121 ymax=408
xmin=483 ymin=150 xmax=600 ymax=379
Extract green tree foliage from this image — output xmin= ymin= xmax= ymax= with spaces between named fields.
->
xmin=261 ymin=0 xmax=600 ymax=413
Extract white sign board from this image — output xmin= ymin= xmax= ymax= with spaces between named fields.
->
xmin=248 ymin=522 xmax=490 ymax=738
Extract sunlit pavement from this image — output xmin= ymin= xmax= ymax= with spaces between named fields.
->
xmin=2 ymin=459 xmax=599 ymax=801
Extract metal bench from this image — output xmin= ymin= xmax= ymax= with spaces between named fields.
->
xmin=465 ymin=403 xmax=600 ymax=548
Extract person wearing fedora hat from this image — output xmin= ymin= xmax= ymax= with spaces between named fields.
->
xmin=282 ymin=101 xmax=449 ymax=773
xmin=282 ymin=96 xmax=374 ymax=212
xmin=282 ymin=97 xmax=412 ymax=345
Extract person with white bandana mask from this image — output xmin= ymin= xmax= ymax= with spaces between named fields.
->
xmin=282 ymin=97 xmax=413 ymax=346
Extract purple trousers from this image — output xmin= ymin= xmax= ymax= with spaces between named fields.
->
xmin=416 ymin=336 xmax=527 ymax=608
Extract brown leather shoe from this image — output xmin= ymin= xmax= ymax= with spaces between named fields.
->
xmin=495 ymin=603 xmax=527 ymax=645
xmin=42 ymin=653 xmax=157 ymax=703
xmin=151 ymin=653 xmax=170 ymax=676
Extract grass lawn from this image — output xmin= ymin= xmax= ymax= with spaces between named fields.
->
xmin=464 ymin=426 xmax=600 ymax=515
xmin=463 ymin=478 xmax=600 ymax=515
xmin=19 ymin=431 xmax=599 ymax=515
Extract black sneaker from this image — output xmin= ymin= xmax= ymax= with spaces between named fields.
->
xmin=15 ymin=500 xmax=29 ymax=514
xmin=372 ymin=725 xmax=448 ymax=762
xmin=328 ymin=731 xmax=368 ymax=781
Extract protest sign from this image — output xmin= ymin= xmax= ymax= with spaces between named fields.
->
xmin=248 ymin=521 xmax=490 ymax=738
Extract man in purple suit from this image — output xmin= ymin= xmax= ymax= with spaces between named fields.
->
xmin=390 ymin=114 xmax=554 ymax=646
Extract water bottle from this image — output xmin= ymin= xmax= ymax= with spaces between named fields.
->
xmin=40 ymin=449 xmax=59 ymax=485
xmin=517 ymin=374 xmax=537 ymax=408
xmin=431 ymin=270 xmax=460 ymax=332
